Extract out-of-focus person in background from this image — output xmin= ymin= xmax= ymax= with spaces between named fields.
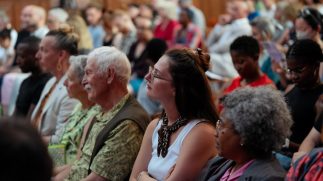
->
xmin=85 ymin=3 xmax=105 ymax=48
xmin=47 ymin=8 xmax=69 ymax=31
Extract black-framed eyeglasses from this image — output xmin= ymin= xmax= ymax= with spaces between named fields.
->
xmin=148 ymin=66 xmax=172 ymax=82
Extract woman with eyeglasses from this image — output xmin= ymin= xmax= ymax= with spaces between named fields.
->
xmin=201 ymin=87 xmax=292 ymax=181
xmin=283 ymin=39 xmax=323 ymax=158
xmin=130 ymin=48 xmax=218 ymax=181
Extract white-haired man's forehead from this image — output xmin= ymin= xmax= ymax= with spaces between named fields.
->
xmin=85 ymin=58 xmax=98 ymax=68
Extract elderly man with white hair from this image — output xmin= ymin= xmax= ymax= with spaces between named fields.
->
xmin=65 ymin=46 xmax=149 ymax=181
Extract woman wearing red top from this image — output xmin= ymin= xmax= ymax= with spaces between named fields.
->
xmin=154 ymin=1 xmax=179 ymax=46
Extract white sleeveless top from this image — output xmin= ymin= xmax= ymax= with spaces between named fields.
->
xmin=147 ymin=119 xmax=201 ymax=181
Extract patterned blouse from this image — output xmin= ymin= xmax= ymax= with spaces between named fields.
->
xmin=48 ymin=103 xmax=101 ymax=165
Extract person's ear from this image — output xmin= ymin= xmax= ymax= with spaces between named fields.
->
xmin=58 ymin=50 xmax=68 ymax=62
xmin=106 ymin=66 xmax=115 ymax=84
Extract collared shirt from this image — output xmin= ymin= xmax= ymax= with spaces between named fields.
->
xmin=66 ymin=94 xmax=144 ymax=181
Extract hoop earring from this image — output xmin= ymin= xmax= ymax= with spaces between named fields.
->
xmin=56 ymin=62 xmax=62 ymax=72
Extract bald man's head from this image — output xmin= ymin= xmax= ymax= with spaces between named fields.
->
xmin=20 ymin=5 xmax=46 ymax=30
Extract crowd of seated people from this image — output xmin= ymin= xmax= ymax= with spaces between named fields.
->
xmin=1 ymin=0 xmax=323 ymax=180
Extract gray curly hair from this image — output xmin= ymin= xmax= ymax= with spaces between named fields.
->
xmin=69 ymin=55 xmax=88 ymax=81
xmin=221 ymin=86 xmax=292 ymax=158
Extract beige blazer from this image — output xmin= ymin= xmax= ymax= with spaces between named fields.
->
xmin=31 ymin=75 xmax=79 ymax=144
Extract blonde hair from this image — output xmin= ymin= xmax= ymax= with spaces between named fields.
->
xmin=67 ymin=15 xmax=93 ymax=51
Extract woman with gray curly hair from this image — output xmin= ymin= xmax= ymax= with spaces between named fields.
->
xmin=201 ymin=86 xmax=292 ymax=181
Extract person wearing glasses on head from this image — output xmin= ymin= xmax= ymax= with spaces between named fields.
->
xmin=130 ymin=48 xmax=218 ymax=181
xmin=201 ymin=87 xmax=292 ymax=181
xmin=295 ymin=8 xmax=323 ymax=46
xmin=283 ymin=39 xmax=323 ymax=161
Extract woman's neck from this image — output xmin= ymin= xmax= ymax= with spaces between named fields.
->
xmin=54 ymin=71 xmax=65 ymax=81
xmin=53 ymin=61 xmax=69 ymax=80
xmin=162 ymin=104 xmax=180 ymax=125
xmin=233 ymin=153 xmax=254 ymax=170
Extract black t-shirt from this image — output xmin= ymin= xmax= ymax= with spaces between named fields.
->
xmin=285 ymin=85 xmax=323 ymax=144
xmin=127 ymin=41 xmax=149 ymax=79
xmin=15 ymin=73 xmax=52 ymax=117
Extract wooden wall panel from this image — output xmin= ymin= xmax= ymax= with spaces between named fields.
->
xmin=193 ymin=0 xmax=226 ymax=27
xmin=104 ymin=0 xmax=151 ymax=10
xmin=0 ymin=0 xmax=225 ymax=31
xmin=0 ymin=0 xmax=50 ymax=30
xmin=103 ymin=0 xmax=226 ymax=27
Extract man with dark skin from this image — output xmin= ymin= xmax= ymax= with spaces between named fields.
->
xmin=13 ymin=36 xmax=51 ymax=119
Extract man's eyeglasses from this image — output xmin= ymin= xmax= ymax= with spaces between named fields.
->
xmin=148 ymin=66 xmax=172 ymax=82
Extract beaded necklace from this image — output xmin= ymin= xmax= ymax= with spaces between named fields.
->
xmin=157 ymin=113 xmax=187 ymax=157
